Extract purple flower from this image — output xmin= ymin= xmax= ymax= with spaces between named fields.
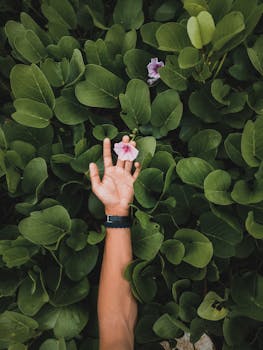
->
xmin=113 ymin=141 xmax=139 ymax=161
xmin=147 ymin=57 xmax=164 ymax=85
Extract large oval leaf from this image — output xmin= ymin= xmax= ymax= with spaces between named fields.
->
xmin=176 ymin=157 xmax=214 ymax=188
xmin=75 ymin=64 xmax=125 ymax=108
xmin=174 ymin=228 xmax=213 ymax=268
xmin=10 ymin=64 xmax=55 ymax=109
xmin=18 ymin=205 xmax=71 ymax=245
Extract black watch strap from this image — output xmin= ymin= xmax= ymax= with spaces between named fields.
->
xmin=104 ymin=215 xmax=131 ymax=228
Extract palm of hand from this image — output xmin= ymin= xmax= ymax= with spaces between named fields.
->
xmin=96 ymin=166 xmax=134 ymax=209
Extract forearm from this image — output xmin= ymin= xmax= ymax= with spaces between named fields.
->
xmin=98 ymin=224 xmax=137 ymax=349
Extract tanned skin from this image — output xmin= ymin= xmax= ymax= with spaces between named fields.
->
xmin=89 ymin=135 xmax=141 ymax=350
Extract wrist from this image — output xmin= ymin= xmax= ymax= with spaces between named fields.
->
xmin=105 ymin=205 xmax=130 ymax=216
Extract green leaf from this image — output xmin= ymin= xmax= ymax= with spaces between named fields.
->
xmin=113 ymin=0 xmax=144 ymax=30
xmin=18 ymin=275 xmax=49 ymax=316
xmin=84 ymin=0 xmax=108 ymax=30
xmin=21 ymin=157 xmax=48 ymax=195
xmin=60 ymin=244 xmax=98 ymax=281
xmin=65 ymin=49 xmax=85 ymax=87
xmin=134 ymin=168 xmax=164 ymax=208
xmin=197 ymin=291 xmax=228 ymax=321
xmin=0 ymin=237 xmax=39 ymax=268
xmin=151 ymin=89 xmax=183 ymax=137
xmin=36 ymin=304 xmax=88 ymax=338
xmin=254 ymin=116 xmax=263 ymax=161
xmin=47 ymin=36 xmax=80 ymax=60
xmin=119 ymin=79 xmax=151 ymax=130
xmin=178 ymin=47 xmax=200 ymax=69
xmin=41 ymin=0 xmax=77 ymax=29
xmin=0 ymin=270 xmax=21 ymax=298
xmin=54 ymin=96 xmax=90 ymax=125
xmin=40 ymin=58 xmax=69 ymax=88
xmin=188 ymin=129 xmax=222 ymax=160
xmin=153 ymin=313 xmax=187 ymax=338
xmin=183 ymin=0 xmax=208 ymax=16
xmin=4 ymin=20 xmax=25 ymax=47
xmin=12 ymin=98 xmax=52 ymax=128
xmin=140 ymin=22 xmax=161 ymax=48
xmin=211 ymin=79 xmax=231 ymax=105
xmin=87 ymin=229 xmax=105 ymax=245
xmin=92 ymin=124 xmax=118 ymax=141
xmin=3 ymin=121 xmax=54 ymax=148
xmin=241 ymin=120 xmax=260 ymax=167
xmin=231 ymin=272 xmax=263 ymax=321
xmin=212 ymin=11 xmax=245 ymax=51
xmin=105 ymin=24 xmax=137 ymax=56
xmin=231 ymin=179 xmax=263 ymax=204
xmin=39 ymin=338 xmax=66 ymax=350
xmin=135 ymin=136 xmax=157 ymax=168
xmin=223 ymin=317 xmax=250 ymax=347
xmin=6 ymin=167 xmax=20 ymax=194
xmin=0 ymin=311 xmax=38 ymax=346
xmin=8 ymin=343 xmax=28 ymax=350
xmin=204 ymin=170 xmax=234 ymax=205
xmin=150 ymin=150 xmax=175 ymax=173
xmin=154 ymin=1 xmax=178 ymax=21
xmin=247 ymin=35 xmax=263 ymax=76
xmin=123 ymin=49 xmax=152 ymax=80
xmin=187 ymin=11 xmax=215 ymax=49
xmin=189 ymin=88 xmax=222 ymax=123
xmin=70 ymin=144 xmax=102 ymax=173
xmin=156 ymin=22 xmax=191 ymax=52
xmin=161 ymin=239 xmax=185 ymax=265
xmin=132 ymin=212 xmax=164 ymax=260
xmin=209 ymin=0 xmax=233 ymax=22
xmin=132 ymin=261 xmax=157 ymax=302
xmin=245 ymin=211 xmax=263 ymax=239
xmin=66 ymin=219 xmax=88 ymax=251
xmin=159 ymin=55 xmax=189 ymax=91
xmin=20 ymin=12 xmax=52 ymax=46
xmin=51 ymin=278 xmax=90 ymax=307
xmin=224 ymin=133 xmax=247 ymax=167
xmin=174 ymin=228 xmax=213 ymax=268
xmin=176 ymin=157 xmax=214 ymax=189
xmin=10 ymin=64 xmax=55 ymax=109
xmin=200 ymin=210 xmax=242 ymax=258
xmin=84 ymin=38 xmax=112 ymax=68
xmin=248 ymin=81 xmax=263 ymax=115
xmin=75 ymin=64 xmax=125 ymax=108
xmin=135 ymin=314 xmax=160 ymax=343
xmin=14 ymin=30 xmax=47 ymax=63
xmin=18 ymin=205 xmax=71 ymax=245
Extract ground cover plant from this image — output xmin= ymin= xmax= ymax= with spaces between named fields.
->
xmin=1 ymin=0 xmax=263 ymax=349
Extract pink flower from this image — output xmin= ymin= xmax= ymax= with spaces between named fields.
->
xmin=147 ymin=57 xmax=164 ymax=85
xmin=113 ymin=141 xmax=139 ymax=161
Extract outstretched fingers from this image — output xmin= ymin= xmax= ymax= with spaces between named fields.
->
xmin=116 ymin=135 xmax=130 ymax=168
xmin=125 ymin=140 xmax=136 ymax=172
xmin=89 ymin=162 xmax=101 ymax=190
xmin=103 ymin=138 xmax=113 ymax=170
xmin=132 ymin=162 xmax=141 ymax=181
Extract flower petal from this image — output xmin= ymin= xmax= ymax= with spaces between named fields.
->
xmin=113 ymin=141 xmax=139 ymax=161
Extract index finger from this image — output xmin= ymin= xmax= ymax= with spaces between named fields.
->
xmin=103 ymin=137 xmax=113 ymax=169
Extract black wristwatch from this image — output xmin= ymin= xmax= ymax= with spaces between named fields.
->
xmin=104 ymin=215 xmax=131 ymax=228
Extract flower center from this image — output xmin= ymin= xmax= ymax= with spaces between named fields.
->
xmin=154 ymin=63 xmax=162 ymax=74
xmin=123 ymin=145 xmax=130 ymax=153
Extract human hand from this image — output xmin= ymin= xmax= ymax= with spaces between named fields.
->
xmin=89 ymin=135 xmax=141 ymax=216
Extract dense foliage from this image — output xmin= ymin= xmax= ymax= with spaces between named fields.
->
xmin=1 ymin=0 xmax=263 ymax=349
